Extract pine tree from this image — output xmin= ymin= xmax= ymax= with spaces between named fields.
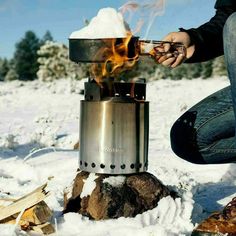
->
xmin=171 ymin=64 xmax=188 ymax=80
xmin=153 ymin=65 xmax=171 ymax=80
xmin=186 ymin=63 xmax=202 ymax=79
xmin=5 ymin=68 xmax=19 ymax=81
xmin=0 ymin=58 xmax=9 ymax=81
xmin=41 ymin=30 xmax=54 ymax=44
xmin=14 ymin=31 xmax=41 ymax=80
xmin=0 ymin=58 xmax=3 ymax=81
xmin=37 ymin=41 xmax=88 ymax=81
xmin=201 ymin=60 xmax=213 ymax=79
xmin=212 ymin=56 xmax=227 ymax=77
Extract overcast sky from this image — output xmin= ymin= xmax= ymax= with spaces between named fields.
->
xmin=0 ymin=0 xmax=216 ymax=59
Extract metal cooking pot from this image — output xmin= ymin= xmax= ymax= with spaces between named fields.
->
xmin=69 ymin=37 xmax=185 ymax=63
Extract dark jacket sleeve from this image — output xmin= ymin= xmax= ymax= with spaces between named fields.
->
xmin=182 ymin=0 xmax=236 ymax=63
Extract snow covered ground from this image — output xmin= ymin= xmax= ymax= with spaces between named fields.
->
xmin=0 ymin=76 xmax=235 ymax=236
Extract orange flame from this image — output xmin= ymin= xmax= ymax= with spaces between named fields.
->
xmin=90 ymin=32 xmax=139 ymax=85
xmin=90 ymin=0 xmax=166 ymax=85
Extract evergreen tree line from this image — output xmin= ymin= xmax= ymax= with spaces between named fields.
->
xmin=0 ymin=30 xmax=54 ymax=81
xmin=0 ymin=30 xmax=228 ymax=82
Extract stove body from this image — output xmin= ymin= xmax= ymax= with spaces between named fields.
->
xmin=79 ymin=80 xmax=149 ymax=174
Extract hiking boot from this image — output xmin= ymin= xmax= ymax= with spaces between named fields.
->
xmin=191 ymin=197 xmax=236 ymax=236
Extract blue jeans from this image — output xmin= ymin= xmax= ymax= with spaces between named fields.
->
xmin=170 ymin=12 xmax=236 ymax=164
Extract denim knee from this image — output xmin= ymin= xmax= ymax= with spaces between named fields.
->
xmin=170 ymin=112 xmax=206 ymax=164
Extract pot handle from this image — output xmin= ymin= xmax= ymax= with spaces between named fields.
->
xmin=139 ymin=40 xmax=186 ymax=57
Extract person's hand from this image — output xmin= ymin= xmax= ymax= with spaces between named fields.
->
xmin=154 ymin=32 xmax=195 ymax=68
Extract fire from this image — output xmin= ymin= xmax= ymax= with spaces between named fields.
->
xmin=90 ymin=0 xmax=166 ymax=85
xmin=90 ymin=32 xmax=139 ymax=85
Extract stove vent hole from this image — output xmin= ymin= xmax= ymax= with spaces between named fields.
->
xmin=110 ymin=164 xmax=115 ymax=169
xmin=91 ymin=163 xmax=96 ymax=168
xmin=130 ymin=164 xmax=135 ymax=169
xmin=84 ymin=162 xmax=88 ymax=167
xmin=100 ymin=164 xmax=105 ymax=169
xmin=120 ymin=164 xmax=126 ymax=169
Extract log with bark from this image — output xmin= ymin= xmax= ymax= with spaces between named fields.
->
xmin=64 ymin=171 xmax=176 ymax=220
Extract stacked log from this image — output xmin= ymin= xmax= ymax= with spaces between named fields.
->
xmin=0 ymin=184 xmax=55 ymax=235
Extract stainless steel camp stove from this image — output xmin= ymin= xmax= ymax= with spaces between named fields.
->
xmin=79 ymin=79 xmax=149 ymax=174
xmin=68 ymin=37 xmax=185 ymax=175
xmin=68 ymin=37 xmax=186 ymax=174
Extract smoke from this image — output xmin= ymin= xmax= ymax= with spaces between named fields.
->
xmin=119 ymin=0 xmax=165 ymax=39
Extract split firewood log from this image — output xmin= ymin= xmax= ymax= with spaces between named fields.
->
xmin=0 ymin=184 xmax=49 ymax=222
xmin=0 ymin=184 xmax=55 ymax=234
xmin=1 ymin=201 xmax=52 ymax=225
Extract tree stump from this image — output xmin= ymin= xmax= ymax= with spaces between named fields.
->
xmin=64 ymin=171 xmax=176 ymax=220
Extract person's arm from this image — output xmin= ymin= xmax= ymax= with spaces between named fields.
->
xmin=156 ymin=0 xmax=236 ymax=67
xmin=182 ymin=4 xmax=236 ymax=63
